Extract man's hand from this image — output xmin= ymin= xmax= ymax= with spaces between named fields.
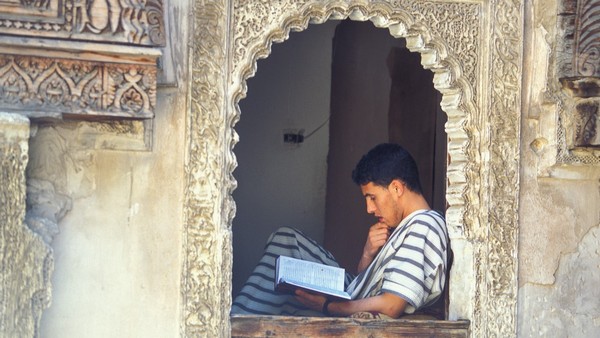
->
xmin=294 ymin=289 xmax=327 ymax=313
xmin=357 ymin=222 xmax=391 ymax=273
xmin=296 ymin=289 xmax=408 ymax=318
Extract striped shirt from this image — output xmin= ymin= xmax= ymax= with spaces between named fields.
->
xmin=347 ymin=209 xmax=448 ymax=313
xmin=231 ymin=209 xmax=447 ymax=316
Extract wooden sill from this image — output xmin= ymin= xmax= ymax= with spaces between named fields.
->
xmin=231 ymin=315 xmax=470 ymax=337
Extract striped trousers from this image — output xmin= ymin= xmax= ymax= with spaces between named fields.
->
xmin=231 ymin=227 xmax=354 ymax=316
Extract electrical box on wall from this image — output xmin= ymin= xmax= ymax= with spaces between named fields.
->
xmin=283 ymin=129 xmax=305 ymax=145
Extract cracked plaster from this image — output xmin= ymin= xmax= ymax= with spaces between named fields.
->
xmin=519 ymin=179 xmax=600 ymax=285
xmin=518 ymin=224 xmax=600 ymax=337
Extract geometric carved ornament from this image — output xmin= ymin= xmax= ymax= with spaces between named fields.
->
xmin=0 ymin=0 xmax=164 ymax=120
xmin=0 ymin=54 xmax=156 ymax=119
xmin=573 ymin=1 xmax=600 ymax=78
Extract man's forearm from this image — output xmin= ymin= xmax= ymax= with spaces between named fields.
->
xmin=358 ymin=223 xmax=390 ymax=273
xmin=326 ymin=293 xmax=407 ymax=318
xmin=357 ymin=253 xmax=374 ymax=274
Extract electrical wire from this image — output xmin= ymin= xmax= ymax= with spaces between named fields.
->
xmin=303 ymin=116 xmax=330 ymax=140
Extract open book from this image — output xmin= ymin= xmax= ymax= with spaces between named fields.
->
xmin=274 ymin=255 xmax=351 ymax=300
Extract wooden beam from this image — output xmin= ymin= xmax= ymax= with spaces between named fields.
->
xmin=231 ymin=315 xmax=470 ymax=338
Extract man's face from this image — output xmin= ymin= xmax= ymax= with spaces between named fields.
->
xmin=360 ymin=181 xmax=403 ymax=228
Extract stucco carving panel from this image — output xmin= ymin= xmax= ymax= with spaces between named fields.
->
xmin=556 ymin=0 xmax=600 ymax=163
xmin=478 ymin=1 xmax=523 ymax=337
xmin=572 ymin=99 xmax=600 ymax=147
xmin=0 ymin=0 xmax=164 ymax=119
xmin=572 ymin=0 xmax=600 ymax=77
xmin=0 ymin=0 xmax=165 ymax=46
xmin=0 ymin=54 xmax=157 ymax=119
xmin=185 ymin=0 xmax=523 ymax=337
xmin=183 ymin=0 xmax=232 ymax=336
xmin=557 ymin=0 xmax=600 ymax=78
xmin=231 ymin=0 xmax=479 ymax=234
xmin=557 ymin=102 xmax=600 ymax=163
xmin=232 ymin=1 xmax=479 ymax=106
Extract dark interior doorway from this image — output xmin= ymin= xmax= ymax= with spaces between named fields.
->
xmin=233 ymin=19 xmax=447 ymax=299
xmin=323 ymin=20 xmax=446 ymax=274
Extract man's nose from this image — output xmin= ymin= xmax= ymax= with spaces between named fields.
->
xmin=366 ymin=200 xmax=376 ymax=214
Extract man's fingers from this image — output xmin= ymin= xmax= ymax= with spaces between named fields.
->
xmin=295 ymin=290 xmax=327 ymax=311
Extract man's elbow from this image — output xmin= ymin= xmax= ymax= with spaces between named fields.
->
xmin=380 ymin=294 xmax=407 ymax=318
xmin=385 ymin=305 xmax=406 ymax=319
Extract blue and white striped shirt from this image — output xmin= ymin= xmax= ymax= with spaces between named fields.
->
xmin=347 ymin=209 xmax=447 ymax=313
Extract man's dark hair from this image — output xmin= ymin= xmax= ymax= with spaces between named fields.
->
xmin=351 ymin=143 xmax=423 ymax=194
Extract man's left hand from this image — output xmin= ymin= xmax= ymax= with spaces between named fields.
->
xmin=294 ymin=289 xmax=327 ymax=312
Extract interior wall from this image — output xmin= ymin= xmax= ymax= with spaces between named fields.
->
xmin=324 ymin=21 xmax=430 ymax=273
xmin=232 ymin=21 xmax=338 ymax=296
xmin=387 ymin=46 xmax=446 ymax=213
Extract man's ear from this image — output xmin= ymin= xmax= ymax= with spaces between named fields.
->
xmin=390 ymin=179 xmax=405 ymax=196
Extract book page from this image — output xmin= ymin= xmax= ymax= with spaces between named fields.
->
xmin=277 ymin=255 xmax=345 ymax=291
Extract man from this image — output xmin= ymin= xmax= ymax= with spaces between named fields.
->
xmin=231 ymin=143 xmax=448 ymax=318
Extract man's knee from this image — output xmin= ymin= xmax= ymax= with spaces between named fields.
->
xmin=274 ymin=226 xmax=301 ymax=236
xmin=267 ymin=226 xmax=301 ymax=245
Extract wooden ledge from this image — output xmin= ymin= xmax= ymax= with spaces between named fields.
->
xmin=231 ymin=315 xmax=470 ymax=337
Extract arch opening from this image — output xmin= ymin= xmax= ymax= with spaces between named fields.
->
xmin=185 ymin=1 xmax=523 ymax=336
xmin=232 ymin=18 xmax=450 ymax=318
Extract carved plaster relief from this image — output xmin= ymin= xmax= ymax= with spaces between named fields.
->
xmin=574 ymin=100 xmax=600 ymax=145
xmin=0 ymin=0 xmax=165 ymax=45
xmin=557 ymin=100 xmax=600 ymax=163
xmin=184 ymin=0 xmax=232 ymax=336
xmin=557 ymin=0 xmax=600 ymax=162
xmin=185 ymin=1 xmax=522 ymax=338
xmin=573 ymin=1 xmax=600 ymax=78
xmin=557 ymin=0 xmax=600 ymax=79
xmin=0 ymin=0 xmax=164 ymax=119
xmin=0 ymin=54 xmax=157 ymax=119
xmin=231 ymin=0 xmax=480 ymax=237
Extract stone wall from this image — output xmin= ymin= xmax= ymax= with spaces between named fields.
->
xmin=0 ymin=113 xmax=50 ymax=338
xmin=518 ymin=0 xmax=600 ymax=336
xmin=31 ymin=1 xmax=189 ymax=331
xmin=34 ymin=112 xmax=187 ymax=337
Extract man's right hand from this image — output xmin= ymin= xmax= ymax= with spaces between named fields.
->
xmin=357 ymin=223 xmax=391 ymax=273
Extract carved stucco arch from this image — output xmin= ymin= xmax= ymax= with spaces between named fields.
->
xmin=186 ymin=1 xmax=523 ymax=337
xmin=233 ymin=3 xmax=477 ymax=235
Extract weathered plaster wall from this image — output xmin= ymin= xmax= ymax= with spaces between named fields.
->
xmin=32 ymin=2 xmax=189 ymax=336
xmin=35 ymin=117 xmax=185 ymax=337
xmin=519 ymin=1 xmax=600 ymax=336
